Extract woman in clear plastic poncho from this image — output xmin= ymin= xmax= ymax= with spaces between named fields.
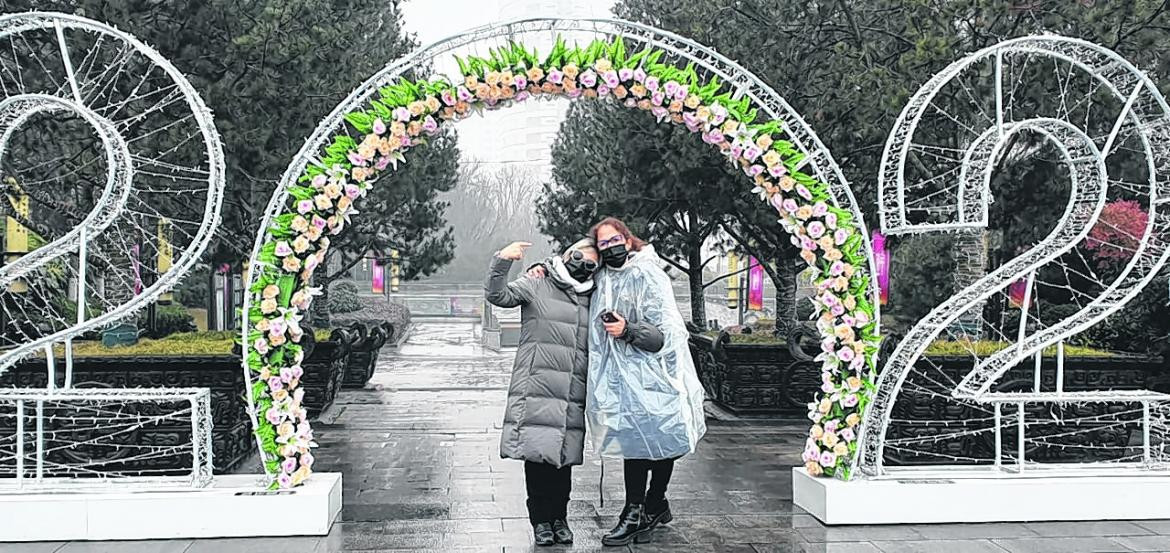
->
xmin=588 ymin=217 xmax=707 ymax=547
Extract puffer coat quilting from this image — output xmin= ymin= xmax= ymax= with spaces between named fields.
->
xmin=484 ymin=255 xmax=592 ymax=468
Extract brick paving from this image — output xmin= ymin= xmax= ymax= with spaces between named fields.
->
xmin=19 ymin=320 xmax=1170 ymax=553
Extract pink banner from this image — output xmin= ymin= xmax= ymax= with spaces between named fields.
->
xmin=1009 ymin=278 xmax=1029 ymax=309
xmin=872 ymin=231 xmax=890 ymax=306
xmin=371 ymin=259 xmax=384 ymax=294
xmin=748 ymin=256 xmax=764 ymax=311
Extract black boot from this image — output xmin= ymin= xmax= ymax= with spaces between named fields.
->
xmin=533 ymin=521 xmax=555 ymax=546
xmin=646 ymin=497 xmax=673 ymax=527
xmin=552 ymin=519 xmax=573 ymax=544
xmin=602 ymin=503 xmax=653 ymax=546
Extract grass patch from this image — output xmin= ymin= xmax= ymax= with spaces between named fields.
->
xmin=41 ymin=328 xmax=339 ymax=358
xmin=924 ymin=340 xmax=1114 ymax=358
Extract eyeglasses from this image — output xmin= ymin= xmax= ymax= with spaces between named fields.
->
xmin=569 ymin=250 xmax=598 ymax=271
xmin=597 ymin=234 xmax=626 ymax=249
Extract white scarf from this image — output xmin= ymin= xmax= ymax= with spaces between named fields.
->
xmin=550 ymin=256 xmax=595 ymax=293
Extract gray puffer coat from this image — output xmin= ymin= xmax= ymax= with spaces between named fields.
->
xmin=484 ymin=255 xmax=592 ymax=467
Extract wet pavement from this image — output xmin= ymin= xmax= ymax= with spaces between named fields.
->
xmin=18 ymin=320 xmax=1170 ymax=552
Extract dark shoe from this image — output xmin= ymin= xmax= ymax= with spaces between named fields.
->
xmin=646 ymin=498 xmax=673 ymax=526
xmin=533 ymin=522 xmax=555 ymax=546
xmin=602 ymin=503 xmax=653 ymax=546
xmin=552 ymin=519 xmax=573 ymax=544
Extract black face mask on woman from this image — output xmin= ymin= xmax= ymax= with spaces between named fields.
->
xmin=600 ymin=244 xmax=629 ymax=268
xmin=564 ymin=250 xmax=598 ymax=282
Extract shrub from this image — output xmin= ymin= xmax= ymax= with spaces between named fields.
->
xmin=139 ymin=303 xmax=197 ymax=338
xmin=327 ymin=281 xmax=363 ymax=314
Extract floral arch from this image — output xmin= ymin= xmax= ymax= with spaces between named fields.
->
xmin=240 ymin=18 xmax=881 ymax=488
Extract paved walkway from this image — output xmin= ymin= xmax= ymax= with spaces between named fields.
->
xmin=15 ymin=320 xmax=1170 ymax=552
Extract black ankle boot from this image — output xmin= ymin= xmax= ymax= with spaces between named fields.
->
xmin=552 ymin=519 xmax=573 ymax=544
xmin=602 ymin=503 xmax=653 ymax=546
xmin=646 ymin=497 xmax=673 ymax=526
xmin=533 ymin=522 xmax=555 ymax=546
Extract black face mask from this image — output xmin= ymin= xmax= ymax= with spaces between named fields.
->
xmin=601 ymin=244 xmax=629 ymax=268
xmin=564 ymin=250 xmax=598 ymax=282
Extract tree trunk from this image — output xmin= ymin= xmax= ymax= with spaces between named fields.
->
xmin=686 ymin=212 xmax=707 ymax=326
xmin=774 ymin=258 xmax=798 ymax=336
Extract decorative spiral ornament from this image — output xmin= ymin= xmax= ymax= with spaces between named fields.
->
xmin=0 ymin=12 xmax=224 ymax=373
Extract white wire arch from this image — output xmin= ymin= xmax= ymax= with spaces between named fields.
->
xmin=860 ymin=34 xmax=1170 ymax=476
xmin=0 ymin=12 xmax=225 ymax=373
xmin=239 ymin=17 xmax=882 ymax=476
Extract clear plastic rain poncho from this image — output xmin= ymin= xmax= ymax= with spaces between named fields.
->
xmin=587 ymin=245 xmax=707 ymax=460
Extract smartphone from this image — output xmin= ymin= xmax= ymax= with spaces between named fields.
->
xmin=600 ymin=311 xmax=619 ymax=323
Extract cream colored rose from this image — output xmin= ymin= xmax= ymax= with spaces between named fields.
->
xmin=562 ymin=64 xmax=579 ymax=79
xmin=527 ymin=67 xmax=545 ymax=82
xmin=796 ymin=206 xmax=813 ymax=220
xmin=273 ymin=389 xmax=289 ymax=402
xmin=292 ymin=236 xmax=310 ymax=254
xmin=810 ymin=424 xmax=824 ymax=439
xmin=305 ymin=225 xmax=322 ymax=242
xmin=484 ymin=71 xmax=501 ymax=86
xmin=835 ymin=325 xmax=855 ymax=342
xmin=282 ymin=256 xmax=302 ymax=272
xmin=696 ymin=106 xmax=711 ymax=120
xmin=825 ymin=249 xmax=843 ymax=262
xmin=260 ymin=298 xmax=277 ymax=314
xmin=805 ymin=460 xmax=823 ymax=476
xmin=463 ymin=75 xmax=477 ymax=89
xmin=351 ymin=168 xmax=371 ymax=183
xmin=259 ymin=366 xmax=272 ymax=380
xmin=846 ymin=376 xmax=862 ymax=391
xmin=323 ymin=183 xmax=342 ymax=200
xmin=818 ymin=236 xmax=836 ymax=251
xmin=818 ymin=398 xmax=832 ymax=413
xmin=843 ymin=295 xmax=857 ymax=311
xmin=407 ymin=121 xmax=422 ymax=136
xmin=684 ymin=94 xmax=701 ymax=109
xmin=822 ymin=431 xmax=839 ymax=448
xmin=756 ymin=134 xmax=774 ymax=149
xmin=357 ymin=142 xmax=376 ymax=161
xmin=800 ymin=249 xmax=816 ymax=264
xmin=262 ymin=284 xmax=280 ymax=299
xmin=846 ymin=413 xmax=861 ymax=427
xmin=475 ymin=83 xmax=491 ymax=99
xmin=337 ymin=196 xmax=352 ymax=213
xmin=425 ymin=96 xmax=441 ymax=113
xmin=269 ymin=333 xmax=287 ymax=347
xmin=762 ymin=150 xmax=783 ymax=167
xmin=721 ymin=120 xmax=740 ymax=136
xmin=779 ymin=176 xmax=796 ymax=191
xmin=631 ymin=84 xmax=647 ymax=98
xmin=390 ymin=121 xmax=406 ymax=136
xmin=833 ymin=442 xmax=849 ymax=456
xmin=594 ymin=58 xmax=613 ymax=72
xmin=256 ymin=319 xmax=271 ymax=332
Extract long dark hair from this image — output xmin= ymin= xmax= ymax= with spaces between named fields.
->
xmin=590 ymin=217 xmax=646 ymax=251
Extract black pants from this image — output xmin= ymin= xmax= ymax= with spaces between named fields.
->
xmin=623 ymin=457 xmax=677 ymax=508
xmin=524 ymin=461 xmax=572 ymax=525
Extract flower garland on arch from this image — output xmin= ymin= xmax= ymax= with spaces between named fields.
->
xmin=244 ymin=35 xmax=882 ymax=488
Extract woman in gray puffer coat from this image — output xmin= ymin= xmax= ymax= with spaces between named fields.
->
xmin=484 ymin=238 xmax=599 ymax=547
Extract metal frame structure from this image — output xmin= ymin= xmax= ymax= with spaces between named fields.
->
xmin=0 ymin=12 xmax=224 ymax=490
xmin=861 ymin=35 xmax=1170 ymax=477
xmin=0 ymin=387 xmax=213 ymax=491
xmin=239 ymin=17 xmax=882 ymax=477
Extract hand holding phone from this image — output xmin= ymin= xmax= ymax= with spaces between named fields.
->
xmin=601 ymin=310 xmax=626 ymax=337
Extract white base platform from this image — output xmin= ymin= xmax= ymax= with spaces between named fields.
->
xmin=0 ymin=473 xmax=342 ymax=542
xmin=793 ymin=467 xmax=1170 ymax=525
